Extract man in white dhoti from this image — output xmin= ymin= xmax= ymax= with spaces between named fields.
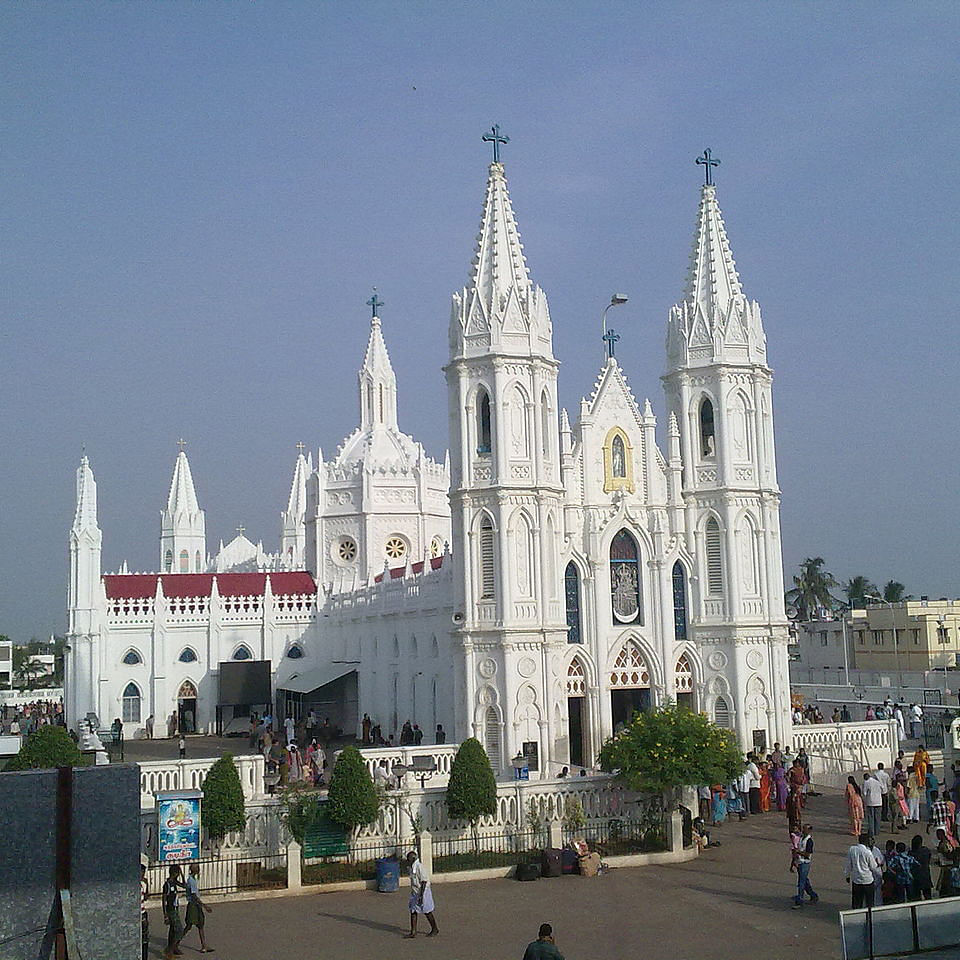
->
xmin=404 ymin=850 xmax=439 ymax=939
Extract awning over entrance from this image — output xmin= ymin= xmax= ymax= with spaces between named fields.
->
xmin=277 ymin=663 xmax=358 ymax=695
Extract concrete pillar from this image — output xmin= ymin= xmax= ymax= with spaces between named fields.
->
xmin=670 ymin=806 xmax=684 ymax=855
xmin=419 ymin=829 xmax=433 ymax=876
xmin=286 ymin=840 xmax=302 ymax=890
xmin=548 ymin=820 xmax=562 ymax=849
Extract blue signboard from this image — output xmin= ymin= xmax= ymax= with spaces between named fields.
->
xmin=156 ymin=790 xmax=202 ymax=862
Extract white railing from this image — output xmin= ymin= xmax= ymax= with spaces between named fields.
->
xmin=138 ymin=754 xmax=266 ymax=808
xmin=791 ymin=720 xmax=898 ymax=790
xmin=359 ymin=744 xmax=459 ymax=785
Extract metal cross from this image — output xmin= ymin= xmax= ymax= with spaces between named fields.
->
xmin=602 ymin=328 xmax=621 ymax=359
xmin=236 ymin=525 xmax=245 ymax=536
xmin=367 ymin=287 xmax=384 ymax=318
xmin=696 ymin=148 xmax=720 ymax=186
xmin=482 ymin=124 xmax=510 ymax=163
xmin=176 ymin=438 xmax=187 ymax=452
xmin=296 ymin=441 xmax=305 ymax=454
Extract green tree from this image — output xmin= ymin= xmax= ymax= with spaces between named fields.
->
xmin=202 ymin=753 xmax=247 ymax=842
xmin=277 ymin=784 xmax=325 ymax=846
xmin=446 ymin=738 xmax=497 ymax=849
xmin=4 ymin=724 xmax=84 ymax=771
xmin=598 ymin=704 xmax=743 ymax=796
xmin=784 ymin=557 xmax=838 ymax=620
xmin=845 ymin=575 xmax=879 ymax=608
xmin=326 ymin=745 xmax=380 ymax=831
xmin=883 ymin=580 xmax=910 ymax=603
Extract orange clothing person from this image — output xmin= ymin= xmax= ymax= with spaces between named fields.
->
xmin=914 ymin=746 xmax=932 ymax=789
xmin=759 ymin=762 xmax=772 ymax=812
xmin=846 ymin=776 xmax=865 ymax=836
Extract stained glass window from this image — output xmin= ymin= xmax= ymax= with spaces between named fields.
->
xmin=565 ymin=562 xmax=582 ymax=644
xmin=610 ymin=529 xmax=642 ymax=625
xmin=672 ymin=561 xmax=688 ymax=640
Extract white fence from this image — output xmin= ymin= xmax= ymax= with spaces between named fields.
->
xmin=791 ymin=720 xmax=898 ymax=790
xmin=138 ymin=754 xmax=266 ymax=808
xmin=359 ymin=744 xmax=460 ymax=785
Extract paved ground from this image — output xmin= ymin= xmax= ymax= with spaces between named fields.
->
xmin=123 ymin=733 xmax=355 ymax=763
xmin=147 ymin=788 xmax=901 ymax=960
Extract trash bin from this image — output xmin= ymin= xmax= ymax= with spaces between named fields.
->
xmin=376 ymin=856 xmax=400 ymax=892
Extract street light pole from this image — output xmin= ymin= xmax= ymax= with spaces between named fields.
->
xmin=601 ymin=294 xmax=628 ymax=360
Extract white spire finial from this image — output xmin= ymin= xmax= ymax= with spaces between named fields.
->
xmin=73 ymin=454 xmax=98 ymax=532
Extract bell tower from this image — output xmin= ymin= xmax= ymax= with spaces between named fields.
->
xmin=445 ymin=128 xmax=568 ymax=776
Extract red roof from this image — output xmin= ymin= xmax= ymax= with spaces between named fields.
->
xmin=103 ymin=571 xmax=316 ymax=600
xmin=374 ymin=555 xmax=444 ymax=583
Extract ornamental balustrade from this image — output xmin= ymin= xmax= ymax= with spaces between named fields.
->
xmin=110 ymin=592 xmax=316 ymax=627
xmin=138 ymin=754 xmax=266 ymax=808
xmin=790 ymin=719 xmax=898 ymax=790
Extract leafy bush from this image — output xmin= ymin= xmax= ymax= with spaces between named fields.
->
xmin=562 ymin=796 xmax=586 ymax=833
xmin=598 ymin=703 xmax=744 ymax=795
xmin=446 ymin=738 xmax=497 ymax=828
xmin=326 ymin=746 xmax=380 ymax=831
xmin=277 ymin=784 xmax=325 ymax=846
xmin=4 ymin=725 xmax=84 ymax=771
xmin=202 ymin=753 xmax=246 ymax=841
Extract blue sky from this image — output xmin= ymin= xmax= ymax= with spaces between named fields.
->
xmin=2 ymin=1 xmax=959 ymax=641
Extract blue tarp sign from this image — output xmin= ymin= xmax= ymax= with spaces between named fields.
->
xmin=156 ymin=790 xmax=202 ymax=862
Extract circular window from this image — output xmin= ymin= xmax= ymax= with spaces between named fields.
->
xmin=385 ymin=536 xmax=407 ymax=561
xmin=430 ymin=537 xmax=444 ymax=558
xmin=337 ymin=537 xmax=358 ymax=563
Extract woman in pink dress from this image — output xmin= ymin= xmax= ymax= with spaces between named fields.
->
xmin=845 ymin=776 xmax=864 ymax=836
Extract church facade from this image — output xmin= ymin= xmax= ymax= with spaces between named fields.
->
xmin=65 ymin=152 xmax=791 ymax=774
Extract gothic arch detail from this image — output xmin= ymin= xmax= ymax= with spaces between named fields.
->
xmin=675 ymin=653 xmax=694 ymax=693
xmin=567 ymin=658 xmax=586 ymax=696
xmin=609 ymin=641 xmax=651 ymax=688
xmin=603 ymin=427 xmax=635 ymax=493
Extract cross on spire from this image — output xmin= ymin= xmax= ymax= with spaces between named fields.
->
xmin=482 ymin=123 xmax=510 ymax=163
xmin=602 ymin=328 xmax=621 ymax=359
xmin=366 ymin=287 xmax=384 ymax=318
xmin=176 ymin=438 xmax=187 ymax=452
xmin=696 ymin=148 xmax=720 ymax=186
xmin=296 ymin=441 xmax=305 ymax=454
xmin=236 ymin=525 xmax=245 ymax=537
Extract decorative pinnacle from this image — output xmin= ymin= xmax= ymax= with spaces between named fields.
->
xmin=696 ymin=147 xmax=720 ymax=187
xmin=366 ymin=287 xmax=384 ymax=319
xmin=482 ymin=123 xmax=509 ymax=164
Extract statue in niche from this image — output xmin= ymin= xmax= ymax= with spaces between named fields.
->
xmin=611 ymin=434 xmax=626 ymax=478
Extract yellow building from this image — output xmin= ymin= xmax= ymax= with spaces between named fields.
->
xmin=848 ymin=600 xmax=960 ymax=673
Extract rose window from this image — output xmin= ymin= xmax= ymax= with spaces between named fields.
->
xmin=338 ymin=537 xmax=357 ymax=562
xmin=385 ymin=536 xmax=407 ymax=560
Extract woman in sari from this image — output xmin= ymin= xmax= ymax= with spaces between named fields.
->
xmin=711 ymin=784 xmax=727 ymax=825
xmin=846 ymin=776 xmax=864 ymax=836
xmin=894 ymin=779 xmax=910 ymax=830
xmin=773 ymin=763 xmax=789 ymax=811
xmin=914 ymin=745 xmax=931 ymax=789
xmin=759 ymin=762 xmax=772 ymax=812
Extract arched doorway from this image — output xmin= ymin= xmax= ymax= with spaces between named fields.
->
xmin=566 ymin=658 xmax=589 ymax=768
xmin=177 ymin=679 xmax=198 ymax=734
xmin=609 ymin=642 xmax=651 ymax=731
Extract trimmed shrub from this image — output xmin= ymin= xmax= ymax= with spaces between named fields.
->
xmin=446 ymin=737 xmax=497 ymax=826
xmin=202 ymin=753 xmax=246 ymax=841
xmin=326 ymin=746 xmax=380 ymax=831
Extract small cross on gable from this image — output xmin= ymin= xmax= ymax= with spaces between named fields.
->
xmin=236 ymin=525 xmax=245 ymax=537
xmin=603 ymin=328 xmax=621 ymax=359
xmin=296 ymin=441 xmax=305 ymax=454
xmin=696 ymin=148 xmax=721 ymax=186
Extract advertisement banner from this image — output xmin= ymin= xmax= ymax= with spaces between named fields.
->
xmin=157 ymin=792 xmax=201 ymax=862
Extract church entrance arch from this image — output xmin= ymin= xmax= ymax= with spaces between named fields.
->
xmin=177 ymin=679 xmax=198 ymax=734
xmin=609 ymin=642 xmax=651 ymax=731
xmin=566 ymin=659 xmax=589 ymax=768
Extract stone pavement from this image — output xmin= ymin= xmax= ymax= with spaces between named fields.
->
xmin=148 ymin=789 xmax=902 ymax=960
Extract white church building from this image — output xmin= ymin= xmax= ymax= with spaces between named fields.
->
xmin=66 ymin=147 xmax=792 ymax=774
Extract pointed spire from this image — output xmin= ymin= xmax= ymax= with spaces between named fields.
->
xmin=683 ymin=183 xmax=743 ymax=320
xmin=358 ymin=301 xmax=398 ymax=431
xmin=283 ymin=449 xmax=309 ymax=522
xmin=166 ymin=449 xmax=201 ymax=517
xmin=73 ymin=455 xmax=99 ymax=532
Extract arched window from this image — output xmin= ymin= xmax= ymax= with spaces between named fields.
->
xmin=178 ymin=647 xmax=198 ymax=663
xmin=122 ymin=649 xmax=142 ymax=666
xmin=610 ymin=529 xmax=642 ymax=625
xmin=541 ymin=390 xmax=551 ymax=458
xmin=379 ymin=383 xmax=385 ymax=422
xmin=477 ymin=389 xmax=492 ymax=455
xmin=672 ymin=561 xmax=688 ymax=640
xmin=122 ymin=682 xmax=141 ymax=723
xmin=179 ymin=549 xmax=189 ymax=573
xmin=479 ymin=515 xmax=495 ymax=600
xmin=699 ymin=397 xmax=716 ymax=458
xmin=287 ymin=644 xmax=304 ymax=659
xmin=611 ymin=435 xmax=627 ymax=478
xmin=233 ymin=645 xmax=252 ymax=661
xmin=195 ymin=550 xmax=202 ymax=572
xmin=483 ymin=705 xmax=501 ymax=773
xmin=564 ymin=562 xmax=582 ymax=644
xmin=508 ymin=384 xmax=529 ymax=458
xmin=705 ymin=518 xmax=723 ymax=596
xmin=713 ymin=695 xmax=731 ymax=728
xmin=164 ymin=550 xmax=173 ymax=573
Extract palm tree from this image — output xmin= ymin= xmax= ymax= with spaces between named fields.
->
xmin=882 ymin=580 xmax=910 ymax=603
xmin=785 ymin=557 xmax=838 ymax=620
xmin=15 ymin=657 xmax=45 ymax=690
xmin=844 ymin=575 xmax=879 ymax=608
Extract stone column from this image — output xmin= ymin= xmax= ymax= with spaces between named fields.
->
xmin=286 ymin=840 xmax=302 ymax=890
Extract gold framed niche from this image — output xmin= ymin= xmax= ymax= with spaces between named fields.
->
xmin=603 ymin=426 xmax=635 ymax=493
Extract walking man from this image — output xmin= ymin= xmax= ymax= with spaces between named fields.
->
xmin=404 ymin=850 xmax=439 ymax=938
xmin=911 ymin=703 xmax=924 ymax=740
xmin=875 ymin=762 xmax=891 ymax=822
xmin=863 ymin=772 xmax=883 ymax=838
xmin=845 ymin=833 xmax=883 ymax=909
xmin=523 ymin=923 xmax=565 ymax=959
xmin=793 ymin=823 xmax=819 ymax=908
xmin=162 ymin=864 xmax=186 ymax=960
xmin=746 ymin=753 xmax=762 ymax=815
xmin=183 ymin=862 xmax=214 ymax=953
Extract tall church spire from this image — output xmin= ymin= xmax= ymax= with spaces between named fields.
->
xmin=280 ymin=446 xmax=311 ymax=568
xmin=69 ymin=454 xmax=102 ymax=636
xmin=73 ymin=455 xmax=99 ymax=533
xmin=450 ymin=159 xmax=552 ymax=358
xmin=666 ymin=183 xmax=766 ymax=371
xmin=358 ymin=299 xmax=398 ymax=432
xmin=160 ymin=445 xmax=206 ymax=572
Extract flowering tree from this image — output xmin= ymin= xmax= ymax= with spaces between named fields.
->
xmin=598 ymin=704 xmax=743 ymax=794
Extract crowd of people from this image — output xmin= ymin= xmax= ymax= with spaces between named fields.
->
xmin=792 ymin=695 xmax=929 ymax=742
xmin=0 ymin=697 xmax=64 ymax=737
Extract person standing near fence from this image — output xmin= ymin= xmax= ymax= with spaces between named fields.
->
xmin=792 ymin=823 xmax=819 ymax=909
xmin=845 ymin=833 xmax=882 ymax=909
xmin=404 ymin=850 xmax=439 ymax=939
xmin=863 ymin=772 xmax=883 ymax=838
xmin=183 ymin=862 xmax=214 ymax=953
xmin=162 ymin=864 xmax=186 ymax=960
